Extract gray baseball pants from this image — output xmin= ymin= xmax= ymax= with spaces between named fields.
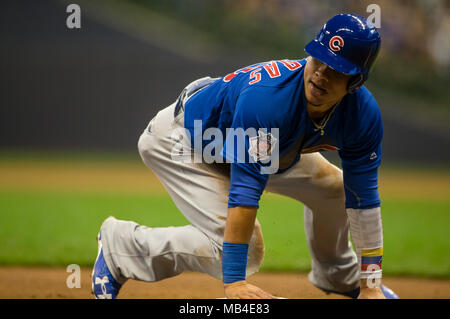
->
xmin=99 ymin=99 xmax=360 ymax=294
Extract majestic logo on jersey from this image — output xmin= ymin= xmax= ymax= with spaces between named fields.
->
xmin=329 ymin=36 xmax=344 ymax=51
xmin=249 ymin=130 xmax=278 ymax=162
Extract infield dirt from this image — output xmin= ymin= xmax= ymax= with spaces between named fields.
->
xmin=0 ymin=267 xmax=449 ymax=299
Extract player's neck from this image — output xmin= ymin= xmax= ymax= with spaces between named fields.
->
xmin=306 ymin=101 xmax=338 ymax=119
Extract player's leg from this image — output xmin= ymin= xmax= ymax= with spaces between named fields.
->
xmin=99 ymin=216 xmax=221 ymax=283
xmin=99 ymin=101 xmax=264 ymax=285
xmin=266 ymin=153 xmax=359 ymax=294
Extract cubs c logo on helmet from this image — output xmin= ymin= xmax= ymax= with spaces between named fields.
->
xmin=329 ymin=36 xmax=344 ymax=51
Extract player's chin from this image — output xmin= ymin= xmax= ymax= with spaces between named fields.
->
xmin=305 ymin=92 xmax=326 ymax=107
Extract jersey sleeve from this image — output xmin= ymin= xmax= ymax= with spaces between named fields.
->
xmin=228 ymin=163 xmax=269 ymax=208
xmin=223 ymin=87 xmax=279 ymax=208
xmin=339 ymin=92 xmax=383 ymax=209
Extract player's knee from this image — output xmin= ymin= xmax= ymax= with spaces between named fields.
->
xmin=326 ymin=173 xmax=345 ymax=199
xmin=315 ymin=166 xmax=345 ymax=199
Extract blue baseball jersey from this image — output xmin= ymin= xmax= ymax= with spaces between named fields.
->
xmin=184 ymin=58 xmax=383 ymax=210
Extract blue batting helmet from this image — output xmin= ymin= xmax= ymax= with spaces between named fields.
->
xmin=304 ymin=13 xmax=381 ymax=93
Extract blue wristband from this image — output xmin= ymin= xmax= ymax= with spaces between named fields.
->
xmin=222 ymin=242 xmax=249 ymax=284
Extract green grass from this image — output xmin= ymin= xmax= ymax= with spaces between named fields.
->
xmin=380 ymin=199 xmax=450 ymax=277
xmin=1 ymin=189 xmax=449 ymax=278
xmin=0 ymin=190 xmax=188 ymax=265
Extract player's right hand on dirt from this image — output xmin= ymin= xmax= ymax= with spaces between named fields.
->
xmin=224 ymin=281 xmax=276 ymax=299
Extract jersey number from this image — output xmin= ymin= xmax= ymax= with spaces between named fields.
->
xmin=223 ymin=60 xmax=302 ymax=85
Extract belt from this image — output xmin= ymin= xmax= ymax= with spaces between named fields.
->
xmin=174 ymin=76 xmax=219 ymax=118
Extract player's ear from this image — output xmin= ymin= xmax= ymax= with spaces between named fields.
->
xmin=347 ymin=74 xmax=365 ymax=93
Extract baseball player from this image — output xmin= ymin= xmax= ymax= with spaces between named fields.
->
xmin=92 ymin=13 xmax=399 ymax=299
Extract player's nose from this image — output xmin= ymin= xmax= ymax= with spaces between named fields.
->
xmin=314 ymin=64 xmax=330 ymax=82
xmin=314 ymin=70 xmax=329 ymax=86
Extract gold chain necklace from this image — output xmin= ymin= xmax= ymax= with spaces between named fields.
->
xmin=311 ymin=103 xmax=339 ymax=136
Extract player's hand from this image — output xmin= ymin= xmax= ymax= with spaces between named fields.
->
xmin=224 ymin=281 xmax=276 ymax=299
xmin=358 ymin=287 xmax=386 ymax=299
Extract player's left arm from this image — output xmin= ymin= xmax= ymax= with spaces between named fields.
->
xmin=339 ymin=93 xmax=385 ymax=299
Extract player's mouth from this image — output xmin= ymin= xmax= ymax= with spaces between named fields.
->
xmin=309 ymin=80 xmax=327 ymax=97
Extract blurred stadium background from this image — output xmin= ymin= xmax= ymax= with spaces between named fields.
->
xmin=2 ymin=0 xmax=450 ymax=159
xmin=0 ymin=0 xmax=449 ymax=297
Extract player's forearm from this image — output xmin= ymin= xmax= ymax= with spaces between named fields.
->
xmin=222 ymin=206 xmax=257 ymax=285
xmin=346 ymin=207 xmax=383 ymax=287
xmin=224 ymin=206 xmax=257 ymax=243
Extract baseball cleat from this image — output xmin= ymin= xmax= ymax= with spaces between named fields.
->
xmin=91 ymin=232 xmax=122 ymax=299
xmin=380 ymin=284 xmax=399 ymax=299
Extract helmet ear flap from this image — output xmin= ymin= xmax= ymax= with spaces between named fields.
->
xmin=347 ymin=73 xmax=366 ymax=93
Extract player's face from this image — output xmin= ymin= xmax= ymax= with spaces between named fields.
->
xmin=304 ymin=57 xmax=351 ymax=111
